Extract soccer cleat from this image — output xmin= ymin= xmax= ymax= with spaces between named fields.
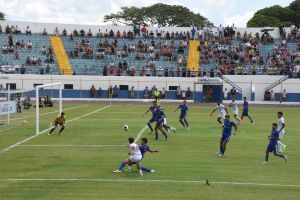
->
xmin=283 ymin=155 xmax=288 ymax=162
xmin=262 ymin=161 xmax=268 ymax=164
xmin=150 ymin=170 xmax=155 ymax=174
xmin=171 ymin=127 xmax=176 ymax=133
xmin=187 ymin=127 xmax=190 ymax=130
xmin=113 ymin=170 xmax=122 ymax=173
xmin=47 ymin=133 xmax=51 ymax=136
xmin=218 ymin=153 xmax=224 ymax=157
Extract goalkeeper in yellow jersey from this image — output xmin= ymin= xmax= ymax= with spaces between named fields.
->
xmin=48 ymin=112 xmax=66 ymax=135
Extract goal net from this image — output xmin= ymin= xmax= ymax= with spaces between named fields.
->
xmin=35 ymin=83 xmax=62 ymax=135
xmin=0 ymin=88 xmax=34 ymax=128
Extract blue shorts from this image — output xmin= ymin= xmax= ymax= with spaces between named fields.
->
xmin=242 ymin=109 xmax=249 ymax=116
xmin=180 ymin=114 xmax=186 ymax=120
xmin=148 ymin=118 xmax=155 ymax=123
xmin=156 ymin=119 xmax=164 ymax=126
xmin=266 ymin=143 xmax=277 ymax=153
xmin=221 ymin=134 xmax=231 ymax=143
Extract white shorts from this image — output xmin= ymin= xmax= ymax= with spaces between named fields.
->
xmin=278 ymin=130 xmax=285 ymax=140
xmin=233 ymin=110 xmax=238 ymax=115
xmin=218 ymin=113 xmax=225 ymax=119
xmin=129 ymin=154 xmax=142 ymax=163
xmin=163 ymin=118 xmax=167 ymax=125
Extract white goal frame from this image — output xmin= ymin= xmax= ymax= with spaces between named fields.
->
xmin=35 ymin=83 xmax=62 ymax=135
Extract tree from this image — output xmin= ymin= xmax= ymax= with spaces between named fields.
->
xmin=0 ymin=12 xmax=4 ymax=20
xmin=104 ymin=3 xmax=212 ymax=27
xmin=247 ymin=0 xmax=300 ymax=27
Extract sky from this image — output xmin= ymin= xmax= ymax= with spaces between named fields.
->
xmin=0 ymin=0 xmax=295 ymax=27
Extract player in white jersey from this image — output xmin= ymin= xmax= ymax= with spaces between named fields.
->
xmin=210 ymin=102 xmax=228 ymax=124
xmin=277 ymin=111 xmax=286 ymax=152
xmin=229 ymin=99 xmax=241 ymax=124
xmin=113 ymin=137 xmax=143 ymax=176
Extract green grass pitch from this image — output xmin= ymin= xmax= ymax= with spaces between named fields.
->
xmin=0 ymin=102 xmax=299 ymax=200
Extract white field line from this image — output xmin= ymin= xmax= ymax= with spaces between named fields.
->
xmin=18 ymin=144 xmax=124 ymax=147
xmin=0 ymin=105 xmax=88 ymax=122
xmin=0 ymin=105 xmax=111 ymax=155
xmin=0 ymin=123 xmax=24 ymax=134
xmin=0 ymin=178 xmax=299 ymax=188
xmin=134 ymin=125 xmax=148 ymax=143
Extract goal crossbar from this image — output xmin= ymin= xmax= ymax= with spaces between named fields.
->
xmin=35 ymin=83 xmax=62 ymax=135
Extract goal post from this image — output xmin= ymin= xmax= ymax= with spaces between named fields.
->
xmin=35 ymin=83 xmax=62 ymax=135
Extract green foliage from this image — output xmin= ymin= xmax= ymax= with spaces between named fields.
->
xmin=0 ymin=12 xmax=4 ymax=20
xmin=247 ymin=0 xmax=300 ymax=27
xmin=104 ymin=3 xmax=211 ymax=27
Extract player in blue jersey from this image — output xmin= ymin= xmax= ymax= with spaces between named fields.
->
xmin=218 ymin=115 xmax=237 ymax=157
xmin=154 ymin=105 xmax=168 ymax=140
xmin=263 ymin=123 xmax=287 ymax=164
xmin=241 ymin=97 xmax=254 ymax=124
xmin=175 ymin=100 xmax=189 ymax=129
xmin=143 ymin=101 xmax=157 ymax=132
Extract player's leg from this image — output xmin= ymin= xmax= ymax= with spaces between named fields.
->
xmin=154 ymin=125 xmax=159 ymax=140
xmin=135 ymin=160 xmax=143 ymax=176
xmin=158 ymin=125 xmax=168 ymax=140
xmin=48 ymin=123 xmax=58 ymax=135
xmin=277 ymin=134 xmax=286 ymax=152
xmin=221 ymin=140 xmax=227 ymax=155
xmin=147 ymin=119 xmax=154 ymax=132
xmin=183 ymin=116 xmax=189 ymax=128
xmin=163 ymin=118 xmax=170 ymax=134
xmin=113 ymin=159 xmax=130 ymax=173
xmin=247 ymin=115 xmax=254 ymax=123
xmin=141 ymin=166 xmax=155 ymax=173
xmin=217 ymin=117 xmax=222 ymax=124
xmin=179 ymin=116 xmax=186 ymax=127
xmin=264 ymin=150 xmax=270 ymax=163
xmin=273 ymin=151 xmax=287 ymax=162
xmin=58 ymin=124 xmax=65 ymax=134
xmin=219 ymin=139 xmax=224 ymax=156
xmin=234 ymin=114 xmax=241 ymax=124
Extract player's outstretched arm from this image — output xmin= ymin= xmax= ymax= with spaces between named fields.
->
xmin=143 ymin=109 xmax=150 ymax=116
xmin=174 ymin=106 xmax=179 ymax=112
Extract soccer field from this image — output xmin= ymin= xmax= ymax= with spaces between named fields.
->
xmin=0 ymin=102 xmax=299 ymax=200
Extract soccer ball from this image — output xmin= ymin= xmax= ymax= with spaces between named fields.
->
xmin=123 ymin=125 xmax=129 ymax=131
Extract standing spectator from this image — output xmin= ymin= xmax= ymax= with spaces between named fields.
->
xmin=176 ymin=86 xmax=182 ymax=99
xmin=186 ymin=87 xmax=192 ymax=99
xmin=113 ymin=85 xmax=119 ymax=98
xmin=98 ymin=87 xmax=103 ymax=98
xmin=294 ymin=61 xmax=300 ymax=78
xmin=129 ymin=86 xmax=135 ymax=99
xmin=90 ymin=85 xmax=96 ymax=97
xmin=281 ymin=89 xmax=287 ymax=103
xmin=270 ymin=90 xmax=275 ymax=101
xmin=182 ymin=90 xmax=186 ymax=99
xmin=208 ymin=87 xmax=213 ymax=102
xmin=160 ymin=88 xmax=166 ymax=99
xmin=224 ymin=88 xmax=228 ymax=100
xmin=108 ymin=86 xmax=113 ymax=98
xmin=230 ymin=87 xmax=236 ymax=100
xmin=144 ymin=87 xmax=149 ymax=99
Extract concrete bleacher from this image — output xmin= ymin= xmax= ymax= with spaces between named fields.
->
xmin=61 ymin=36 xmax=188 ymax=75
xmin=0 ymin=33 xmax=60 ymax=75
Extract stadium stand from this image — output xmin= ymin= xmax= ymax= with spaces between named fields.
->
xmin=0 ymin=24 xmax=299 ymax=78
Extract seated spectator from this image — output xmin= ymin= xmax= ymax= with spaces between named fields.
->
xmin=27 ymin=40 xmax=32 ymax=49
xmin=31 ymin=56 xmax=38 ymax=65
xmin=14 ymin=50 xmax=19 ymax=60
xmin=26 ymin=56 xmax=31 ymax=65
xmin=62 ymin=29 xmax=67 ymax=36
xmin=45 ymin=64 xmax=50 ymax=74
xmin=5 ymin=25 xmax=11 ymax=34
xmin=102 ymin=65 xmax=108 ymax=76
xmin=42 ymin=28 xmax=48 ymax=35
xmin=41 ymin=45 xmax=47 ymax=55
xmin=15 ymin=25 xmax=21 ymax=34
xmin=73 ymin=29 xmax=78 ymax=36
xmin=80 ymin=29 xmax=85 ymax=36
xmin=116 ymin=30 xmax=121 ymax=38
xmin=109 ymin=29 xmax=114 ymax=37
xmin=0 ymin=25 xmax=2 ymax=33
xmin=97 ymin=29 xmax=103 ymax=37
xmin=26 ymin=26 xmax=31 ymax=35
